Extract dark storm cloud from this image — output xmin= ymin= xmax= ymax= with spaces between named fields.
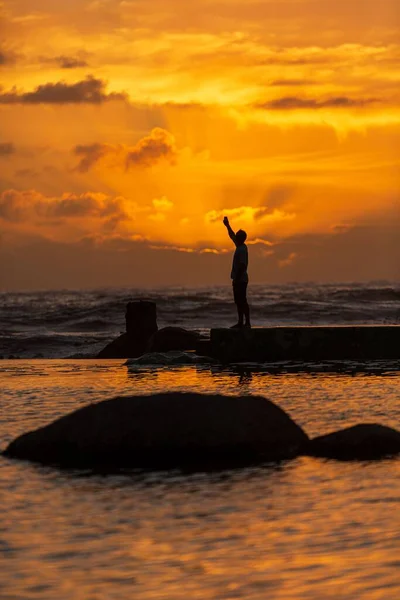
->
xmin=0 ymin=76 xmax=126 ymax=104
xmin=256 ymin=96 xmax=379 ymax=110
xmin=0 ymin=142 xmax=15 ymax=156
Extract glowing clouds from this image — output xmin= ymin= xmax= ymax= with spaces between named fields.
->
xmin=0 ymin=190 xmax=131 ymax=235
xmin=279 ymin=252 xmax=297 ymax=268
xmin=126 ymin=128 xmax=177 ymax=168
xmin=256 ymin=96 xmax=379 ymax=110
xmin=73 ymin=143 xmax=115 ymax=173
xmin=148 ymin=196 xmax=174 ymax=223
xmin=72 ymin=128 xmax=178 ymax=172
xmin=205 ymin=206 xmax=296 ymax=226
xmin=152 ymin=196 xmax=174 ymax=211
xmin=0 ymin=76 xmax=126 ymax=104
xmin=0 ymin=0 xmax=398 ymax=286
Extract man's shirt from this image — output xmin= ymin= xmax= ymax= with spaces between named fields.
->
xmin=231 ymin=244 xmax=249 ymax=283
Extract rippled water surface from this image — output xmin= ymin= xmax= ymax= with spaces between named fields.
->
xmin=1 ymin=282 xmax=399 ymax=358
xmin=1 ymin=360 xmax=400 ymax=599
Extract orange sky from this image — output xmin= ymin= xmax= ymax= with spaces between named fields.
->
xmin=0 ymin=0 xmax=399 ymax=288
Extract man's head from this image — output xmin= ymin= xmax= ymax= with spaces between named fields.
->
xmin=236 ymin=229 xmax=247 ymax=245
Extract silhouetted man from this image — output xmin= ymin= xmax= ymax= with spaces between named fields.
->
xmin=223 ymin=216 xmax=251 ymax=328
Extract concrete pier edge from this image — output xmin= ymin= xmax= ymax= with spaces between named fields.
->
xmin=209 ymin=325 xmax=400 ymax=362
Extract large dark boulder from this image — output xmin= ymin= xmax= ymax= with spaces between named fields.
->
xmin=306 ymin=424 xmax=400 ymax=460
xmin=146 ymin=327 xmax=201 ymax=352
xmin=3 ymin=393 xmax=308 ymax=470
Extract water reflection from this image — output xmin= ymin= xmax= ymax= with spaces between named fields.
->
xmin=124 ymin=359 xmax=400 ymax=395
xmin=1 ymin=360 xmax=400 ymax=599
xmin=126 ymin=367 xmax=159 ymax=382
xmin=1 ymin=451 xmax=399 ymax=600
xmin=2 ymin=359 xmax=400 ymax=446
xmin=126 ymin=363 xmax=257 ymax=387
xmin=53 ymin=460 xmax=288 ymax=488
xmin=236 ymin=368 xmax=253 ymax=386
xmin=125 ymin=359 xmax=400 ymax=382
xmin=207 ymin=359 xmax=400 ymax=376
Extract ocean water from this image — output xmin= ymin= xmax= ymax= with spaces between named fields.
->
xmin=1 ymin=283 xmax=400 ymax=598
xmin=1 ymin=282 xmax=399 ymax=358
xmin=1 ymin=360 xmax=400 ymax=599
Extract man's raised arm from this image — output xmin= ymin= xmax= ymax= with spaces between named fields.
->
xmin=223 ymin=216 xmax=238 ymax=246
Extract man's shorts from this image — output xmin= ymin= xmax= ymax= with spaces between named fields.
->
xmin=233 ymin=282 xmax=248 ymax=305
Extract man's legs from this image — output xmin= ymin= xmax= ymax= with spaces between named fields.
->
xmin=236 ymin=302 xmax=244 ymax=326
xmin=242 ymin=283 xmax=251 ymax=326
xmin=232 ymin=283 xmax=250 ymax=328
xmin=232 ymin=284 xmax=243 ymax=327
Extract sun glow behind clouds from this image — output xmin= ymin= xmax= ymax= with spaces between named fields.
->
xmin=0 ymin=0 xmax=399 ymax=286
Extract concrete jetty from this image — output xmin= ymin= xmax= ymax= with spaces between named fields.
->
xmin=208 ymin=326 xmax=400 ymax=363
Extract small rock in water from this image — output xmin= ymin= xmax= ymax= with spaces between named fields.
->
xmin=306 ymin=423 xmax=400 ymax=460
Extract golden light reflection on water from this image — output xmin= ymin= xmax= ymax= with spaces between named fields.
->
xmin=1 ymin=359 xmax=399 ymax=443
xmin=1 ymin=360 xmax=400 ymax=599
xmin=2 ymin=453 xmax=399 ymax=600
